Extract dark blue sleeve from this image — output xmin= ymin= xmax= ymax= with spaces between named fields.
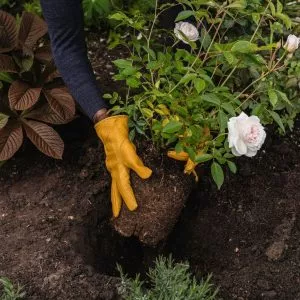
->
xmin=40 ymin=0 xmax=108 ymax=120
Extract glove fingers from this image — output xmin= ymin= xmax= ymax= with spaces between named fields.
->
xmin=167 ymin=151 xmax=189 ymax=161
xmin=130 ymin=158 xmax=152 ymax=179
xmin=184 ymin=159 xmax=199 ymax=181
xmin=111 ymin=179 xmax=122 ymax=218
xmin=124 ymin=141 xmax=152 ymax=179
xmin=116 ymin=173 xmax=138 ymax=212
xmin=184 ymin=158 xmax=197 ymax=174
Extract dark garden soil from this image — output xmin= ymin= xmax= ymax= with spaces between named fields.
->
xmin=0 ymin=33 xmax=300 ymax=300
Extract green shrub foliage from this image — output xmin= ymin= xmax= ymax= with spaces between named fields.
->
xmin=82 ymin=0 xmax=156 ymax=27
xmin=118 ymin=256 xmax=218 ymax=300
xmin=104 ymin=0 xmax=300 ymax=187
xmin=0 ymin=277 xmax=25 ymax=300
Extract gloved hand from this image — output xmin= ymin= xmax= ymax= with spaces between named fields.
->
xmin=167 ymin=127 xmax=211 ymax=182
xmin=167 ymin=150 xmax=200 ymax=181
xmin=95 ymin=115 xmax=152 ymax=217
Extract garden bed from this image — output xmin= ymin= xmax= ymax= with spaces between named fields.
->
xmin=0 ymin=33 xmax=300 ymax=299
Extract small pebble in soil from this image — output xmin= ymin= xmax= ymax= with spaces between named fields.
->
xmin=251 ymin=245 xmax=263 ymax=256
xmin=257 ymin=279 xmax=271 ymax=290
xmin=261 ymin=290 xmax=277 ymax=298
xmin=79 ymin=169 xmax=89 ymax=179
xmin=265 ymin=240 xmax=285 ymax=260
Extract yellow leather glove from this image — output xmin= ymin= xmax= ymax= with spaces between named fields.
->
xmin=167 ymin=150 xmax=200 ymax=181
xmin=167 ymin=127 xmax=211 ymax=182
xmin=95 ymin=115 xmax=152 ymax=218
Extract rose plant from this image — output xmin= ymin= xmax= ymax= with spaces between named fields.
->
xmin=104 ymin=0 xmax=300 ymax=188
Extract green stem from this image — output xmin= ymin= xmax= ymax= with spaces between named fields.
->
xmin=220 ymin=4 xmax=269 ymax=87
xmin=235 ymin=52 xmax=287 ymax=109
xmin=168 ymin=10 xmax=226 ymax=95
xmin=147 ymin=0 xmax=159 ymax=85
xmin=201 ymin=10 xmax=227 ymax=65
xmin=220 ymin=59 xmax=241 ymax=87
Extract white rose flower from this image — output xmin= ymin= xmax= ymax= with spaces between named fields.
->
xmin=174 ymin=22 xmax=199 ymax=44
xmin=228 ymin=112 xmax=266 ymax=157
xmin=283 ymin=34 xmax=300 ymax=53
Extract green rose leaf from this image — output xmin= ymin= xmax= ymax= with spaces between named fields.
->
xmin=231 ymin=41 xmax=257 ymax=53
xmin=126 ymin=77 xmax=140 ymax=88
xmin=218 ymin=110 xmax=228 ymax=133
xmin=175 ymin=10 xmax=195 ymax=22
xmin=227 ymin=160 xmax=237 ymax=174
xmin=268 ymin=89 xmax=278 ymax=107
xmin=221 ymin=103 xmax=236 ymax=116
xmin=194 ymin=78 xmax=206 ymax=93
xmin=180 ymin=73 xmax=197 ymax=84
xmin=201 ymin=94 xmax=221 ymax=106
xmin=162 ymin=120 xmax=183 ymax=134
xmin=268 ymin=110 xmax=285 ymax=133
xmin=211 ymin=161 xmax=224 ymax=189
xmin=113 ymin=59 xmax=132 ymax=69
xmin=195 ymin=153 xmax=213 ymax=163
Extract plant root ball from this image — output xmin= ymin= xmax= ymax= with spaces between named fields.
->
xmin=112 ymin=141 xmax=194 ymax=246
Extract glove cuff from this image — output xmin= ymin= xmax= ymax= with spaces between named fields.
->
xmin=94 ymin=115 xmax=129 ymax=141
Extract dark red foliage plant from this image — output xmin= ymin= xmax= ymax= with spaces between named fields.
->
xmin=0 ymin=10 xmax=76 ymax=161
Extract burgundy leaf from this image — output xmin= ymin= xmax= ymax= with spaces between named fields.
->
xmin=44 ymin=88 xmax=76 ymax=121
xmin=8 ymin=80 xmax=42 ymax=110
xmin=45 ymin=70 xmax=60 ymax=83
xmin=22 ymin=119 xmax=64 ymax=159
xmin=0 ymin=122 xmax=23 ymax=160
xmin=0 ymin=10 xmax=17 ymax=53
xmin=22 ymin=44 xmax=34 ymax=57
xmin=18 ymin=12 xmax=48 ymax=51
xmin=0 ymin=53 xmax=18 ymax=72
xmin=25 ymin=103 xmax=74 ymax=125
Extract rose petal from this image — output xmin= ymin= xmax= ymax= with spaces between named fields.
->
xmin=235 ymin=139 xmax=247 ymax=155
xmin=248 ymin=115 xmax=260 ymax=123
xmin=228 ymin=118 xmax=238 ymax=147
xmin=245 ymin=149 xmax=257 ymax=157
xmin=231 ymin=146 xmax=242 ymax=157
xmin=174 ymin=22 xmax=199 ymax=44
xmin=237 ymin=112 xmax=249 ymax=121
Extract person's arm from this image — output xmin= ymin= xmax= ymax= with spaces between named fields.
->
xmin=40 ymin=0 xmax=108 ymax=122
xmin=41 ymin=0 xmax=152 ymax=218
